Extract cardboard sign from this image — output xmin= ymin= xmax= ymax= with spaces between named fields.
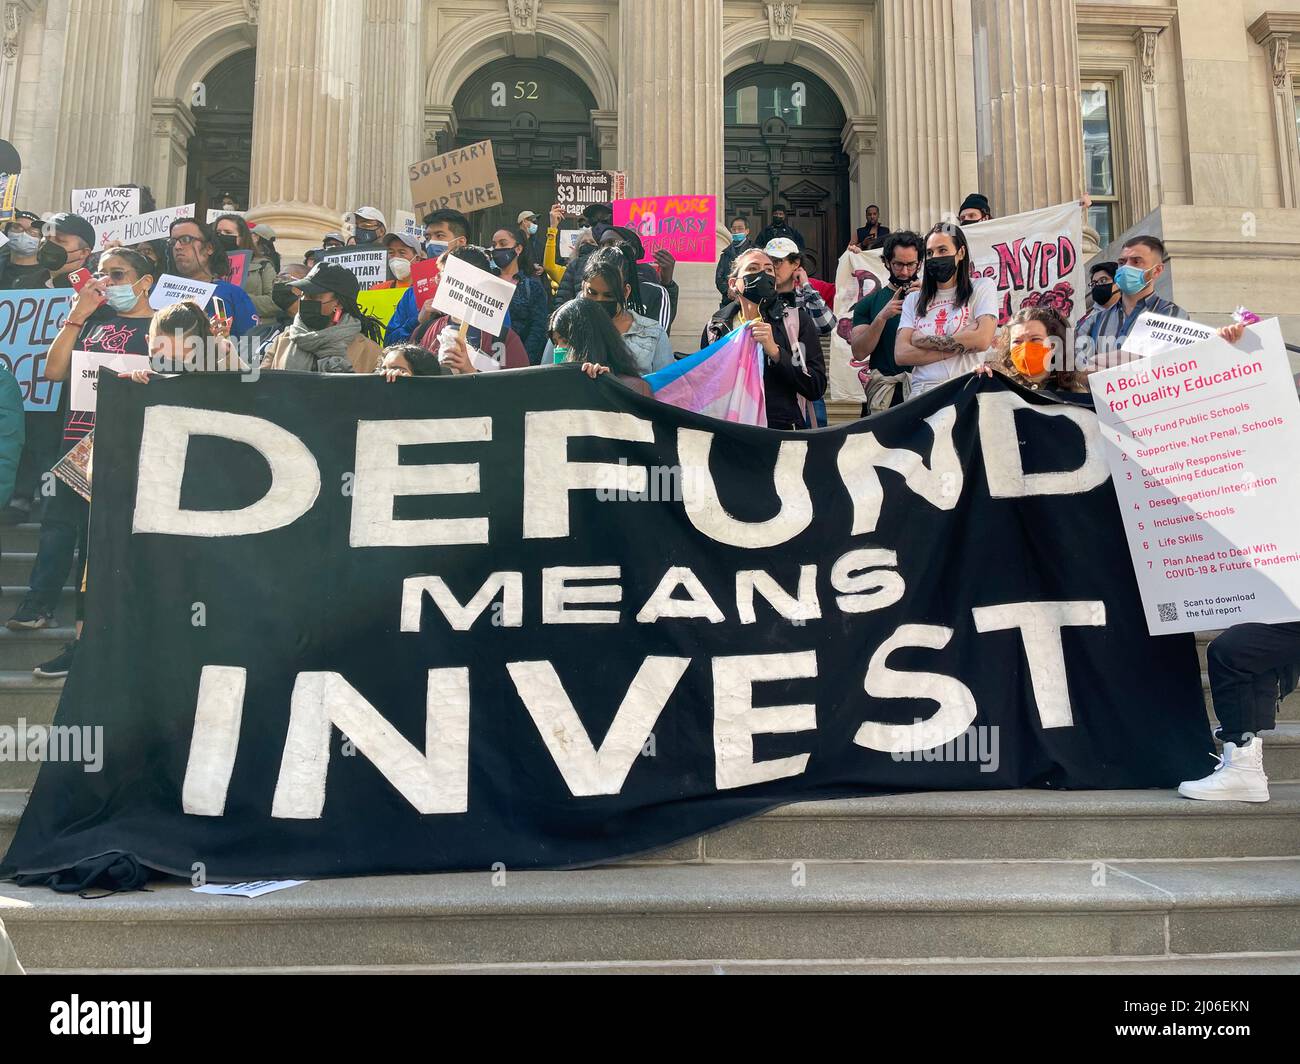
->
xmin=411 ymin=258 xmax=440 ymax=310
xmin=612 ymin=195 xmax=717 ymax=263
xmin=149 ymin=274 xmax=218 ymax=312
xmin=431 ymin=254 xmax=515 ymax=335
xmin=70 ymin=350 xmax=152 ymax=412
xmin=1091 ymin=318 xmax=1300 ymax=634
xmin=319 ymin=246 xmax=387 ymax=288
xmin=555 ymin=170 xmax=625 ymax=214
xmin=96 ymin=203 xmax=194 ymax=250
xmin=1122 ymin=312 xmax=1218 ymax=359
xmin=207 ymin=208 xmax=246 ymax=223
xmin=409 ymin=140 xmax=503 ymax=218
xmin=226 ymin=249 xmax=252 ymax=288
xmin=71 ymin=186 xmax=140 ymax=229
xmin=0 ymin=289 xmax=72 ymax=411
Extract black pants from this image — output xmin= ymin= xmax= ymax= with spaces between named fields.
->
xmin=1207 ymin=623 xmax=1300 ymax=740
xmin=26 ymin=473 xmax=87 ymax=620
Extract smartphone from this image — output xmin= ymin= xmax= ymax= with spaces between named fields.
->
xmin=211 ymin=296 xmax=228 ymax=325
xmin=68 ymin=268 xmax=92 ymax=293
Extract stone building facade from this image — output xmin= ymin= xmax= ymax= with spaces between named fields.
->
xmin=2 ymin=0 xmax=1300 ymax=342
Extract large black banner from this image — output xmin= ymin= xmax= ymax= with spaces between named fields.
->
xmin=2 ymin=370 xmax=1210 ymax=881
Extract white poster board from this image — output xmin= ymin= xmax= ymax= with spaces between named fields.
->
xmin=1122 ymin=312 xmax=1218 ymax=359
xmin=394 ymin=210 xmax=424 ymax=242
xmin=319 ymin=247 xmax=387 ymax=287
xmin=431 ymin=253 xmax=515 ymax=335
xmin=96 ymin=203 xmax=194 ymax=250
xmin=1090 ymin=317 xmax=1300 ymax=634
xmin=206 ymin=208 xmax=246 ymax=223
xmin=70 ymin=350 xmax=152 ymax=412
xmin=149 ymin=273 xmax=218 ymax=311
xmin=71 ymin=186 xmax=140 ymax=230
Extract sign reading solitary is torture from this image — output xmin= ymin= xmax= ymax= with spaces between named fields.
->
xmin=1 ymin=371 xmax=1211 ymax=882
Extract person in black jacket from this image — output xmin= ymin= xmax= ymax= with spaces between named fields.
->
xmin=754 ymin=205 xmax=805 ymax=252
xmin=715 ymin=216 xmax=752 ymax=304
xmin=702 ymin=248 xmax=826 ymax=430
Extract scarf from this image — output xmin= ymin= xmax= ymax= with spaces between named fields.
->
xmin=280 ymin=317 xmax=361 ymax=373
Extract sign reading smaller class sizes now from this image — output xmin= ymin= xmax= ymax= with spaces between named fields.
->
xmin=408 ymin=140 xmax=503 ymax=218
xmin=1090 ymin=317 xmax=1300 ymax=635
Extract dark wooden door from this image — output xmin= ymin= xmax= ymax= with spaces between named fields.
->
xmin=185 ymin=50 xmax=255 ymax=218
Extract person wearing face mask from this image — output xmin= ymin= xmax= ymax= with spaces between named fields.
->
xmin=957 ymin=193 xmax=993 ymax=226
xmin=715 ymin=217 xmax=753 ymax=305
xmin=214 ymin=212 xmax=276 ymax=321
xmin=1085 ymin=235 xmax=1184 ymax=358
xmin=7 ymin=248 xmax=154 ymax=638
xmin=371 ymin=232 xmax=424 ymax=290
xmin=975 ymin=307 xmax=1088 ymax=400
xmin=492 ymin=226 xmax=549 ymax=364
xmin=547 ymin=298 xmax=651 ymax=396
xmin=166 ymin=218 xmax=259 ymax=335
xmin=25 ymin=212 xmax=96 ymax=290
xmin=703 ymin=249 xmax=826 ymax=430
xmin=0 ymin=210 xmax=47 ymax=289
xmin=754 ymin=205 xmax=805 ymax=253
xmin=261 ymin=262 xmax=384 ymax=374
xmin=518 ymin=210 xmax=546 ymax=268
xmin=588 ymin=226 xmax=677 ymax=332
xmin=1076 ymin=261 xmax=1118 ymax=344
xmin=765 ymin=238 xmax=835 ymax=337
xmin=894 ymin=222 xmax=999 ymax=398
xmin=346 ymin=207 xmax=387 ymax=247
xmin=253 ymin=261 xmax=309 ymax=363
xmin=553 ymin=203 xmax=616 ymax=307
xmin=850 ymin=230 xmax=925 ymax=413
xmin=411 ymin=246 xmax=529 ymax=373
xmin=541 ymin=249 xmax=672 ymax=374
xmin=322 ymin=232 xmax=346 ymax=251
xmin=384 ymin=208 xmax=471 ymax=345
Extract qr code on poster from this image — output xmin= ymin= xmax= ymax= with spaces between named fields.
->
xmin=1158 ymin=602 xmax=1178 ymax=623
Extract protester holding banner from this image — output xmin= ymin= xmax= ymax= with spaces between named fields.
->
xmin=976 ymin=307 xmax=1088 ymax=399
xmin=261 ymin=262 xmax=383 ymax=374
xmin=0 ymin=210 xmax=44 ymax=289
xmin=547 ymin=297 xmax=651 ymax=396
xmin=894 ymin=223 xmax=998 ymax=398
xmin=704 ymin=249 xmax=827 ymax=430
xmin=490 ymin=226 xmax=549 ymax=364
xmin=166 ymin=218 xmax=258 ymax=335
xmin=715 ymin=217 xmax=753 ymax=304
xmin=214 ymin=213 xmax=276 ymax=321
xmin=383 ymin=208 xmax=470 ymax=345
xmin=8 ymin=248 xmax=154 ymax=635
xmin=850 ymin=230 xmax=924 ymax=413
xmin=413 ymin=246 xmax=528 ymax=373
xmin=1084 ymin=235 xmax=1185 ymax=355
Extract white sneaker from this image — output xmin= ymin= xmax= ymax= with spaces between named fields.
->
xmin=1178 ymin=738 xmax=1270 ymax=803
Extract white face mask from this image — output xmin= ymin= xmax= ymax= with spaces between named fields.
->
xmin=389 ymin=256 xmax=412 ymax=281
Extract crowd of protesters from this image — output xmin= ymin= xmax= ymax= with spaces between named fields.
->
xmin=0 ymin=183 xmax=1290 ymax=808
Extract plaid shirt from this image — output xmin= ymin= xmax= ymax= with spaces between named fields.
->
xmin=794 ymin=283 xmax=836 ymax=337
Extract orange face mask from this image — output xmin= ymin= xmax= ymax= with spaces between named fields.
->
xmin=1010 ymin=338 xmax=1054 ymax=377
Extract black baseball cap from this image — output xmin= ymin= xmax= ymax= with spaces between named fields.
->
xmin=7 ymin=210 xmax=40 ymax=226
xmin=290 ymin=262 xmax=359 ymax=301
xmin=45 ymin=212 xmax=96 ymax=249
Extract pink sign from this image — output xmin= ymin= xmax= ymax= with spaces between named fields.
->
xmin=612 ymin=195 xmax=717 ymax=263
xmin=226 ymin=250 xmax=251 ymax=288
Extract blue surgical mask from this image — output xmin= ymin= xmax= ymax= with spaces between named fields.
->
xmin=425 ymin=240 xmax=448 ymax=259
xmin=1114 ymin=264 xmax=1151 ymax=296
xmin=527 ymin=223 xmax=538 ymax=236
xmin=731 ymin=233 xmax=746 ymax=245
xmin=6 ymin=231 xmax=38 ymax=256
xmin=106 ymin=282 xmax=140 ymax=312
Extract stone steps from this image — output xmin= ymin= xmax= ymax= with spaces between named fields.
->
xmin=3 ymin=858 xmax=1298 ymax=971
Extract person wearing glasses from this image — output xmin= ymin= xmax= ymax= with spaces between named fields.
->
xmin=849 ymin=230 xmax=925 ymax=413
xmin=165 ymin=218 xmax=259 ymax=336
xmin=0 ymin=210 xmax=47 ymax=289
xmin=7 ymin=248 xmax=156 ymax=650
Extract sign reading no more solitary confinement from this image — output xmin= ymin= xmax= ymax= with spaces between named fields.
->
xmin=0 ymin=370 xmax=1213 ymax=882
xmin=408 ymin=140 xmax=503 ymax=219
xmin=612 ymin=195 xmax=717 ymax=263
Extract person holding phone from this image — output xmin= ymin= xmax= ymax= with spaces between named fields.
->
xmin=166 ymin=218 xmax=259 ymax=336
xmin=849 ymin=230 xmax=924 ymax=413
xmin=8 ymin=248 xmax=154 ymax=651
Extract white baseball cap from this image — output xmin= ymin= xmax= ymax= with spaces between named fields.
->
xmin=517 ymin=210 xmax=538 ymax=225
xmin=346 ymin=206 xmax=387 ymax=229
xmin=764 ymin=237 xmax=801 ymax=260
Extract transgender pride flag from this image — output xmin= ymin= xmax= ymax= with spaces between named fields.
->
xmin=644 ymin=325 xmax=767 ymax=426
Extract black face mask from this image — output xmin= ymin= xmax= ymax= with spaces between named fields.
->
xmin=741 ymin=272 xmax=777 ymax=307
xmin=773 ymin=216 xmax=786 ymax=227
xmin=889 ymin=267 xmax=917 ymax=289
xmin=297 ymin=299 xmax=335 ymax=332
xmin=217 ymin=233 xmax=239 ymax=252
xmin=590 ymin=297 xmax=621 ymax=319
xmin=271 ymin=283 xmax=298 ymax=314
xmin=1091 ymin=282 xmax=1115 ymax=306
xmin=37 ymin=240 xmax=68 ymax=272
xmin=491 ymin=247 xmax=519 ymax=270
xmin=353 ymin=228 xmax=381 ymax=246
xmin=926 ymin=255 xmax=959 ymax=284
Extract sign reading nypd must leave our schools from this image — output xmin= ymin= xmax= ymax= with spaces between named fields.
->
xmin=0 ymin=370 xmax=1212 ymax=882
xmin=0 ymin=289 xmax=71 ymax=411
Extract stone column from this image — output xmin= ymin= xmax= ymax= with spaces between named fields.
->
xmin=590 ymin=109 xmax=619 ymax=172
xmin=880 ymin=0 xmax=980 ymax=234
xmin=1256 ymin=28 xmax=1300 ymax=209
xmin=149 ymin=100 xmax=195 ymax=210
xmin=355 ymin=0 xmax=423 ymax=220
xmin=49 ymin=0 xmax=160 ymax=206
xmin=971 ymin=0 xmax=1084 ymax=215
xmin=246 ymin=0 xmax=365 ymax=243
xmin=618 ymin=0 xmax=725 ymax=343
xmin=842 ymin=116 xmax=879 ymax=231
